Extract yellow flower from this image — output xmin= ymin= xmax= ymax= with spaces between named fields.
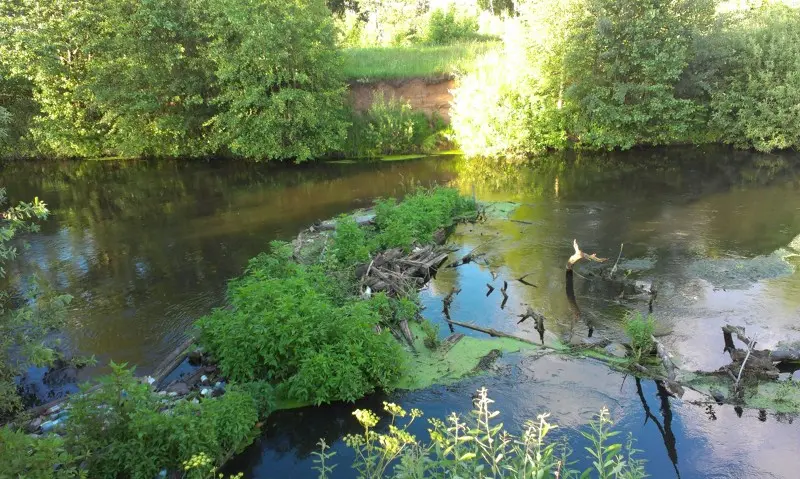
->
xmin=353 ymin=409 xmax=379 ymax=428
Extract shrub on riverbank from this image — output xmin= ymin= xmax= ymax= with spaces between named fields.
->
xmin=64 ymin=363 xmax=260 ymax=478
xmin=343 ymin=94 xmax=445 ymax=158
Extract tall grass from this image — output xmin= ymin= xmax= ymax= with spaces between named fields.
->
xmin=342 ymin=41 xmax=501 ymax=81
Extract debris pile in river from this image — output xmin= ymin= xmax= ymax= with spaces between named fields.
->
xmin=357 ymin=242 xmax=450 ymax=297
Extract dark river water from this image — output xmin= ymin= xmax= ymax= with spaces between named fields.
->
xmin=2 ymin=147 xmax=800 ymax=478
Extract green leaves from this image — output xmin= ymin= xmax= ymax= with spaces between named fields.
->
xmin=63 ymin=363 xmax=259 ymax=478
xmin=196 ymin=241 xmax=404 ymax=404
xmin=205 ymin=0 xmax=348 ymax=161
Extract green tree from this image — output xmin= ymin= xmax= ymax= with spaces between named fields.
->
xmin=563 ymin=0 xmax=716 ymax=149
xmin=87 ymin=0 xmax=214 ymax=157
xmin=204 ymin=0 xmax=349 ymax=161
xmin=709 ymin=4 xmax=800 ymax=152
xmin=1 ymin=0 xmax=108 ymax=157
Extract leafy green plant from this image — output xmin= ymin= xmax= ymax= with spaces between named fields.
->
xmin=329 ymin=215 xmax=372 ymax=268
xmin=1 ymin=189 xmax=73 ymax=419
xmin=624 ymin=312 xmax=656 ymax=365
xmin=420 ymin=320 xmax=440 ymax=350
xmin=196 ymin=242 xmax=404 ymax=404
xmin=345 ymin=93 xmax=442 ymax=158
xmin=373 ymin=187 xmax=475 ymax=250
xmin=334 ymin=387 xmax=646 ymax=478
xmin=0 ymin=427 xmax=84 ymax=479
xmin=65 ymin=362 xmax=259 ymax=478
xmin=423 ymin=7 xmax=480 ymax=46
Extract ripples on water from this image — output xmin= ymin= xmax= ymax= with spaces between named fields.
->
xmin=2 ymin=146 xmax=800 ymax=478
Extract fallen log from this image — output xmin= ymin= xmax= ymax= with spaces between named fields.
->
xmin=438 ymin=333 xmax=464 ymax=355
xmin=722 ymin=324 xmax=755 ymax=349
xmin=652 ymin=336 xmax=684 ymax=397
xmin=446 ymin=319 xmax=540 ymax=347
xmin=317 ymin=212 xmax=375 ymax=231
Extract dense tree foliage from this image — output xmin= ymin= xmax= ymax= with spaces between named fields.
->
xmin=205 ymin=0 xmax=348 ymax=161
xmin=0 ymin=0 xmax=346 ymax=160
xmin=453 ymin=0 xmax=800 ymax=158
xmin=3 ymin=0 xmax=800 ymax=159
xmin=709 ymin=4 xmax=800 ymax=152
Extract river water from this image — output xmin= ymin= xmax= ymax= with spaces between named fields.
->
xmin=2 ymin=147 xmax=800 ymax=478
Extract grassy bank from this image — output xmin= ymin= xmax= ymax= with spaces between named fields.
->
xmin=342 ymin=40 xmax=500 ymax=81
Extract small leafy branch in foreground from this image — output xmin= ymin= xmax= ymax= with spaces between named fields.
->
xmin=316 ymin=388 xmax=647 ymax=478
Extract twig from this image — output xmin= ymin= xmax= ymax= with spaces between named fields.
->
xmin=610 ymin=243 xmax=624 ymax=277
xmin=735 ymin=336 xmax=757 ymax=392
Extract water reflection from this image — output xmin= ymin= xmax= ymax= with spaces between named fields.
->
xmin=3 ymin=147 xmax=800 ymax=477
xmin=1 ymin=158 xmax=457 ymax=384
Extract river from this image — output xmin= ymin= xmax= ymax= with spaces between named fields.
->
xmin=2 ymin=146 xmax=800 ymax=478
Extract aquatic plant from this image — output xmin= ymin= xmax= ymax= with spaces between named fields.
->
xmin=316 ymin=388 xmax=646 ymax=479
xmin=624 ymin=312 xmax=656 ymax=365
xmin=420 ymin=320 xmax=440 ymax=350
xmin=373 ymin=187 xmax=476 ymax=250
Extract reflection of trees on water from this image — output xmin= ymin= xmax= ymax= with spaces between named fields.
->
xmin=637 ymin=378 xmax=680 ymax=478
xmin=1 ymin=158 xmax=458 ymax=370
xmin=453 ymin=146 xmax=800 ymax=205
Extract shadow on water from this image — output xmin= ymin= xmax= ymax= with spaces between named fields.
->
xmin=3 ymin=146 xmax=800 ymax=477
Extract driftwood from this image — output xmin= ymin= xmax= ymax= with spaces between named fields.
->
xmin=446 ymin=319 xmax=541 ymax=347
xmin=485 ymin=283 xmax=495 ymax=296
xmin=566 ymin=239 xmax=608 ymax=271
xmin=447 ymin=242 xmax=488 ymax=268
xmin=317 ymin=213 xmax=375 ymax=231
xmin=361 ymin=242 xmax=450 ymax=297
xmin=438 ymin=333 xmax=464 ymax=354
xmin=153 ymin=337 xmax=196 ymax=389
xmin=652 ymin=336 xmax=684 ymax=397
xmin=399 ymin=319 xmax=416 ymax=351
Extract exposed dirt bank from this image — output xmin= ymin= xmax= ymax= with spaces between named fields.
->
xmin=348 ymin=77 xmax=455 ymax=122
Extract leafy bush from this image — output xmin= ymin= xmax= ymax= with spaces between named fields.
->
xmin=196 ymin=242 xmax=404 ymax=404
xmin=329 ymin=216 xmax=372 ymax=268
xmin=205 ymin=0 xmax=349 ymax=161
xmin=423 ymin=8 xmax=480 ymax=46
xmin=65 ymin=363 xmax=259 ymax=478
xmin=709 ymin=4 xmax=800 ymax=152
xmin=420 ymin=319 xmax=440 ymax=349
xmin=345 ymin=93 xmax=443 ymax=158
xmin=624 ymin=312 xmax=655 ymax=364
xmin=0 ymin=427 xmax=83 ymax=479
xmin=1 ymin=189 xmax=73 ymax=419
xmin=320 ymin=388 xmax=646 ymax=479
xmin=373 ymin=187 xmax=475 ymax=250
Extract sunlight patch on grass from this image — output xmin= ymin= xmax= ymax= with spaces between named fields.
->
xmin=343 ymin=41 xmax=501 ymax=81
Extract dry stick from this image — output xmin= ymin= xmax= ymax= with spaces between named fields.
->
xmin=566 ymin=239 xmax=608 ymax=271
xmin=722 ymin=324 xmax=754 ymax=348
xmin=651 ymin=335 xmax=684 ymax=397
xmin=735 ymin=336 xmax=757 ymax=392
xmin=446 ymin=319 xmax=545 ymax=348
xmin=609 ymin=243 xmax=624 ymax=278
xmin=517 ymin=273 xmax=537 ymax=287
